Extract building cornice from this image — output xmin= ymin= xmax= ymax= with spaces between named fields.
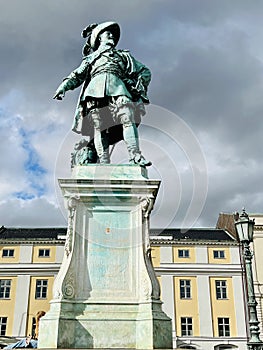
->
xmin=0 ymin=263 xmax=61 ymax=275
xmin=155 ymin=263 xmax=243 ymax=275
xmin=150 ymin=239 xmax=239 ymax=246
xmin=176 ymin=335 xmax=247 ymax=342
xmin=0 ymin=239 xmax=65 ymax=245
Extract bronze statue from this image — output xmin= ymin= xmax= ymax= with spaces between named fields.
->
xmin=54 ymin=21 xmax=151 ymax=167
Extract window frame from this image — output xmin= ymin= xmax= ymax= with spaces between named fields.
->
xmin=215 ymin=280 xmax=227 ymax=300
xmin=0 ymin=279 xmax=11 ymax=299
xmin=0 ymin=317 xmax=7 ymax=336
xmin=178 ymin=249 xmax=190 ymax=258
xmin=218 ymin=317 xmax=230 ymax=337
xmin=38 ymin=249 xmax=50 ymax=258
xmin=180 ymin=279 xmax=191 ymax=299
xmin=213 ymin=250 xmax=225 ymax=259
xmin=2 ymin=249 xmax=15 ymax=258
xmin=35 ymin=279 xmax=48 ymax=299
xmin=181 ymin=317 xmax=193 ymax=336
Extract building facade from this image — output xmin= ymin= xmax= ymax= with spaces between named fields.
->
xmin=249 ymin=214 xmax=263 ymax=337
xmin=217 ymin=212 xmax=263 ymax=339
xmin=0 ymin=227 xmax=66 ymax=338
xmin=0 ymin=225 xmax=253 ymax=349
xmin=150 ymin=228 xmax=248 ymax=350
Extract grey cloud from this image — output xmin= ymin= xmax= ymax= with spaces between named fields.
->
xmin=0 ymin=198 xmax=66 ymax=227
xmin=0 ymin=0 xmax=262 ymax=227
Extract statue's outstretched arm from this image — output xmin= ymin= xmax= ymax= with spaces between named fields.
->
xmin=53 ymin=59 xmax=90 ymax=100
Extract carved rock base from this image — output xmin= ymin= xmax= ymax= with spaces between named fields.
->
xmin=38 ymin=165 xmax=172 ymax=349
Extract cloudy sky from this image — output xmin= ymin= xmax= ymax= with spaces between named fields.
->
xmin=0 ymin=0 xmax=262 ymax=229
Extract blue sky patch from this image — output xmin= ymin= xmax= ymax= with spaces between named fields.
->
xmin=13 ymin=128 xmax=47 ymax=199
xmin=14 ymin=191 xmax=36 ymax=200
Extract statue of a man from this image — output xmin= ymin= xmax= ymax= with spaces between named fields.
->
xmin=54 ymin=21 xmax=151 ymax=167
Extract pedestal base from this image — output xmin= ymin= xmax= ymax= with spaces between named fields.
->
xmin=38 ymin=165 xmax=172 ymax=349
xmin=39 ymin=300 xmax=172 ymax=349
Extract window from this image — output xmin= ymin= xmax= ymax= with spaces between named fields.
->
xmin=218 ymin=317 xmax=230 ymax=336
xmin=2 ymin=249 xmax=14 ymax=258
xmin=181 ymin=317 xmax=193 ymax=336
xmin=180 ymin=280 xmax=191 ymax=299
xmin=0 ymin=317 xmax=7 ymax=336
xmin=35 ymin=280 xmax=48 ymax=299
xmin=213 ymin=250 xmax=225 ymax=259
xmin=216 ymin=280 xmax=227 ymax=299
xmin=0 ymin=280 xmax=11 ymax=299
xmin=38 ymin=249 xmax=50 ymax=257
xmin=178 ymin=249 xmax=190 ymax=258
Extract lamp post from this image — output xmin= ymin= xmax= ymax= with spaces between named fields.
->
xmin=235 ymin=208 xmax=263 ymax=350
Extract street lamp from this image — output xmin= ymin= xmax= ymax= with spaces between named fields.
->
xmin=235 ymin=208 xmax=263 ymax=350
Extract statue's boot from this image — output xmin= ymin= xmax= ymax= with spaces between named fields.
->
xmin=92 ymin=110 xmax=110 ymax=164
xmin=130 ymin=152 xmax=152 ymax=167
xmin=123 ymin=122 xmax=152 ymax=167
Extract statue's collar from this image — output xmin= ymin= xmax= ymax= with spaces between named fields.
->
xmin=97 ymin=43 xmax=115 ymax=52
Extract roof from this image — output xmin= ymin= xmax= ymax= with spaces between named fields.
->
xmin=216 ymin=213 xmax=238 ymax=239
xmin=150 ymin=228 xmax=236 ymax=241
xmin=0 ymin=226 xmax=235 ymax=243
xmin=0 ymin=226 xmax=67 ymax=241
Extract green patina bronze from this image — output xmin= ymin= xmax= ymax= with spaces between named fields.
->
xmin=54 ymin=21 xmax=152 ymax=167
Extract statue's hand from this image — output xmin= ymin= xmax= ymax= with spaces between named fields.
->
xmin=53 ymin=89 xmax=65 ymax=100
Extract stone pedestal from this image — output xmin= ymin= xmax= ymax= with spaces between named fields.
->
xmin=38 ymin=165 xmax=172 ymax=349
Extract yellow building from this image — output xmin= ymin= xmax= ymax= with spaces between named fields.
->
xmin=150 ymin=228 xmax=248 ymax=350
xmin=0 ymin=226 xmax=66 ymax=338
xmin=217 ymin=212 xmax=263 ymax=339
xmin=0 ymin=225 xmax=250 ymax=350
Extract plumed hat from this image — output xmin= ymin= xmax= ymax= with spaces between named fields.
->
xmin=90 ymin=21 xmax=120 ymax=49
